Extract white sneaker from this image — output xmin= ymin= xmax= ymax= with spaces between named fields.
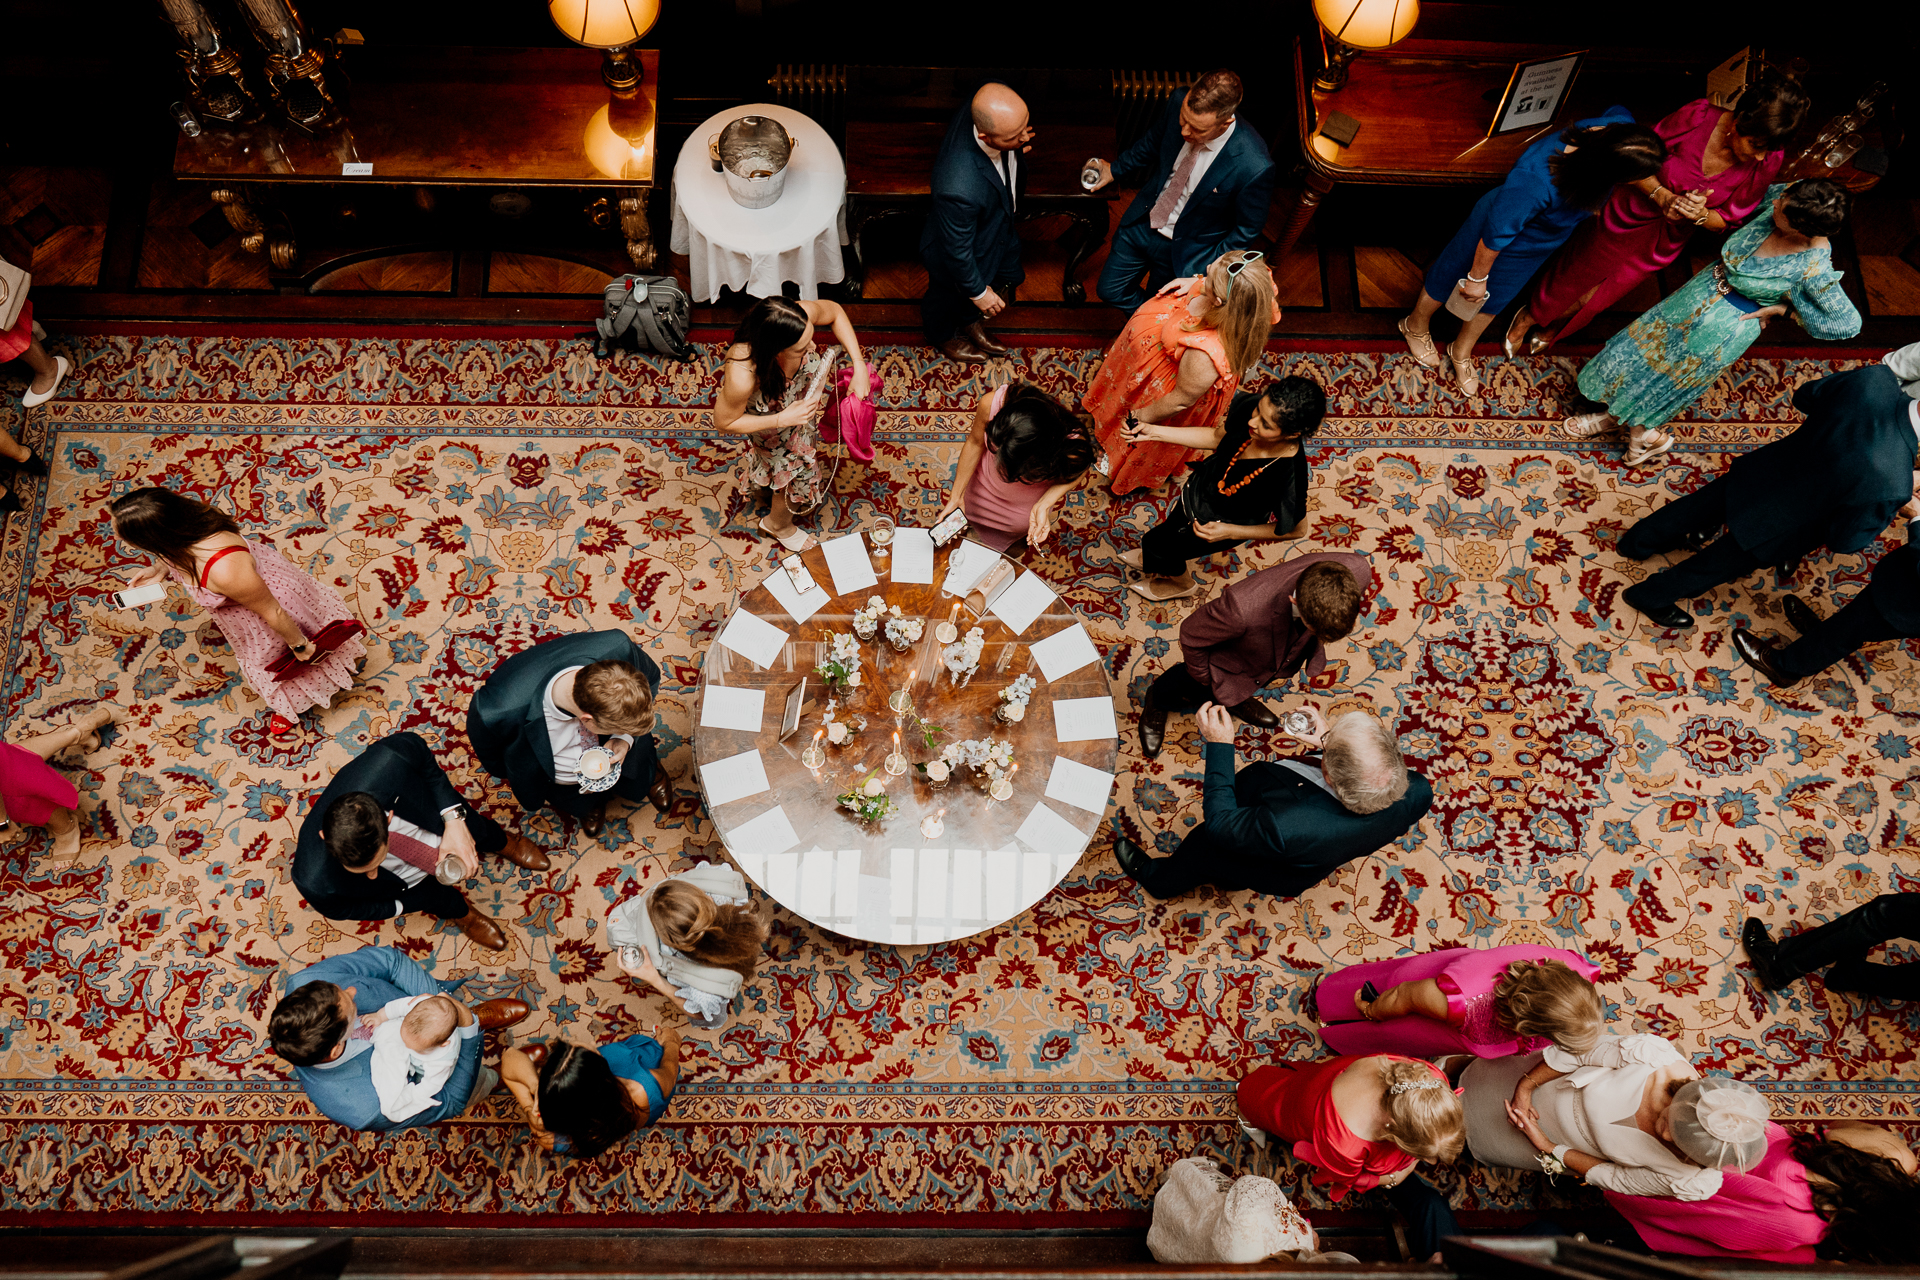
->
xmin=21 ymin=355 xmax=67 ymax=409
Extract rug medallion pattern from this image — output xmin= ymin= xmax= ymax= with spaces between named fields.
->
xmin=0 ymin=334 xmax=1915 ymax=1226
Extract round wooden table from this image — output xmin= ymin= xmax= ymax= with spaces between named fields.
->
xmin=694 ymin=532 xmax=1119 ymax=945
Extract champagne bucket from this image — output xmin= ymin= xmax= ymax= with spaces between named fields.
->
xmin=707 ymin=115 xmax=797 ymax=210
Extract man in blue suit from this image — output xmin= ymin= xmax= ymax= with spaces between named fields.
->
xmin=1089 ymin=69 xmax=1276 ymax=312
xmin=269 ymin=945 xmax=530 ymax=1132
xmin=920 ymin=82 xmax=1032 ymax=364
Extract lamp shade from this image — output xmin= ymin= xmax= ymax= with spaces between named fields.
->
xmin=549 ymin=0 xmax=659 ymax=48
xmin=1312 ymin=0 xmax=1418 ymax=49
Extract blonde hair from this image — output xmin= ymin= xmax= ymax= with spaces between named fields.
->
xmin=1379 ymin=1059 xmax=1465 ymax=1163
xmin=649 ymin=880 xmax=770 ymax=980
xmin=1494 ymin=959 xmax=1605 ymax=1053
xmin=402 ymin=995 xmax=457 ymax=1048
xmin=575 ymin=659 xmax=656 ymax=735
xmin=1201 ymin=250 xmax=1277 ymax=379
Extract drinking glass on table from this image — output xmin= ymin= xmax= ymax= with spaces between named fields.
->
xmin=870 ymin=515 xmax=895 ymax=565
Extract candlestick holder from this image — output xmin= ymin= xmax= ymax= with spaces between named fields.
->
xmin=801 ymin=740 xmax=825 ymax=769
xmin=885 ymin=750 xmax=909 ymax=776
xmin=919 ymin=814 xmax=944 ymax=840
xmin=988 ymin=777 xmax=1013 ymax=801
xmin=888 ymin=688 xmax=912 ymax=714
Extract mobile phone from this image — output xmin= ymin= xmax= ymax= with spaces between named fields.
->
xmin=112 ymin=582 xmax=167 ymax=609
xmin=782 ymin=554 xmax=819 ymax=596
xmin=1360 ymin=981 xmax=1380 ymax=1005
xmin=803 ymin=349 xmax=838 ymax=402
xmin=930 ymin=508 xmax=968 ymax=548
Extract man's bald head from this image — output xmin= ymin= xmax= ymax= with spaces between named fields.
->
xmin=971 ymin=83 xmax=1030 ymax=147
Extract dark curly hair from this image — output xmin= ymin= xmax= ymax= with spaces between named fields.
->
xmin=1780 ymin=179 xmax=1849 ymax=238
xmin=1732 ymin=76 xmax=1811 ymax=147
xmin=1240 ymin=376 xmax=1326 ymax=440
xmin=1547 ymin=121 xmax=1667 ymax=212
xmin=1792 ymin=1132 xmax=1920 ymax=1263
xmin=986 ymin=382 xmax=1096 ymax=485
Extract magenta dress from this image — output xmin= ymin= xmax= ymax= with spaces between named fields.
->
xmin=961 ymin=385 xmax=1053 ymax=553
xmin=1317 ymin=945 xmax=1601 ymax=1058
xmin=175 ymin=539 xmax=368 ymax=721
xmin=1527 ymin=99 xmax=1783 ymax=345
xmin=1607 ymin=1124 xmax=1825 ymax=1263
xmin=0 ymin=742 xmax=77 ymax=826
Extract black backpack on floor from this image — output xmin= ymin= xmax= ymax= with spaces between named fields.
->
xmin=595 ymin=274 xmax=694 ymax=361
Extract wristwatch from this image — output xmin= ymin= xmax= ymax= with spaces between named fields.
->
xmin=440 ymin=803 xmax=469 ymax=823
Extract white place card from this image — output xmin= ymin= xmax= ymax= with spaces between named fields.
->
xmin=822 ymin=531 xmax=878 ymax=596
xmin=1052 ymin=695 xmax=1119 ymax=742
xmin=891 ymin=526 xmax=936 ymax=583
xmin=1044 ymin=755 xmax=1116 ymax=814
xmin=916 ymin=849 xmax=948 ymax=917
xmin=943 ymin=539 xmax=998 ymax=596
xmin=855 ymin=872 xmax=892 ymax=937
xmin=835 ymin=850 xmax=861 ymax=917
xmin=717 ymin=609 xmax=789 ymax=667
xmin=988 ymin=570 xmax=1057 ymax=636
xmin=700 ymin=685 xmax=766 ymax=732
xmin=700 ymin=748 xmax=770 ymax=806
xmin=726 ymin=804 xmax=800 ymax=857
xmin=762 ymin=564 xmax=830 ymax=623
xmin=797 ymin=847 xmax=835 ymax=917
xmin=1030 ymin=623 xmax=1100 ymax=682
xmin=1015 ymin=800 xmax=1090 ymax=856
xmin=341 ymin=162 xmax=373 ymax=176
xmin=983 ymin=847 xmax=1019 ymax=918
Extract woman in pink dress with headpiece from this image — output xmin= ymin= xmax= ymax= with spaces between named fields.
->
xmin=110 ymin=487 xmax=367 ymax=736
xmin=1505 ymin=81 xmax=1806 ymax=353
xmin=1314 ymin=944 xmax=1604 ymax=1059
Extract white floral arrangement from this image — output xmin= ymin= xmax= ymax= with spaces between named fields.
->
xmin=942 ymin=625 xmax=985 ymax=679
xmin=836 ymin=770 xmax=897 ymax=824
xmin=943 ymin=737 xmax=1015 ymax=777
xmin=816 ymin=632 xmax=864 ymax=690
xmin=822 ymin=695 xmax=865 ymax=744
xmin=884 ymin=607 xmax=924 ymax=647
xmin=851 ymin=595 xmax=887 ymax=635
xmin=1000 ymin=674 xmax=1037 ymax=707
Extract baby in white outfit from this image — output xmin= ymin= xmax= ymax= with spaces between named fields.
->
xmin=365 ymin=993 xmax=462 ymax=1124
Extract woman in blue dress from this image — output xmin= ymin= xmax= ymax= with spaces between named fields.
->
xmin=1565 ymin=180 xmax=1859 ymax=467
xmin=1399 ymin=109 xmax=1664 ymax=397
xmin=500 ymin=1026 xmax=680 ymax=1157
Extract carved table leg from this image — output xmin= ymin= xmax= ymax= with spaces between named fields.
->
xmin=1273 ymin=171 xmax=1336 ymax=259
xmin=1058 ymin=205 xmax=1105 ymax=304
xmin=619 ymin=190 xmax=655 ymax=271
xmin=211 ymin=185 xmax=298 ymax=272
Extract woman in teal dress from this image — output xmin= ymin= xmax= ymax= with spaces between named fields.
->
xmin=499 ymin=1027 xmax=680 ymax=1157
xmin=1564 ymin=180 xmax=1859 ymax=467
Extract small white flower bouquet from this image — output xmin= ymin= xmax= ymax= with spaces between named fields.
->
xmin=942 ymin=625 xmax=985 ymax=682
xmin=996 ymin=673 xmax=1036 ymax=723
xmin=837 ymin=769 xmax=897 ymax=824
xmin=851 ymin=595 xmax=887 ymax=638
xmin=817 ymin=631 xmax=863 ymax=690
xmin=884 ymin=607 xmax=924 ymax=650
xmin=943 ymin=736 xmax=1014 ymax=779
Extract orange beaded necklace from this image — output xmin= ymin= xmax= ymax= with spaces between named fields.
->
xmin=1216 ymin=433 xmax=1283 ymax=496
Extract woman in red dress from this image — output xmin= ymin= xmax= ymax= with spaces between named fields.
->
xmin=0 ymin=304 xmax=61 ymax=515
xmin=0 ymin=707 xmax=113 ymax=858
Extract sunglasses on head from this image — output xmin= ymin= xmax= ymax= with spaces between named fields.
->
xmin=1224 ymin=251 xmax=1265 ymax=288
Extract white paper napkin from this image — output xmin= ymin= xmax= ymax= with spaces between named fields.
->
xmin=1015 ymin=800 xmax=1090 ymax=855
xmin=700 ymin=685 xmax=766 ymax=731
xmin=988 ymin=570 xmax=1058 ymax=636
xmin=717 ymin=609 xmax=789 ymax=667
xmin=762 ymin=564 xmax=831 ymax=623
xmin=700 ymin=748 xmax=770 ymax=806
xmin=1052 ymin=695 xmax=1119 ymax=742
xmin=1044 ymin=755 xmax=1116 ymax=813
xmin=1029 ymin=623 xmax=1100 ymax=682
xmin=891 ymin=526 xmax=935 ymax=584
xmin=822 ymin=531 xmax=878 ymax=596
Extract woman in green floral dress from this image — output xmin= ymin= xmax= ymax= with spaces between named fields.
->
xmin=1563 ymin=180 xmax=1859 ymax=467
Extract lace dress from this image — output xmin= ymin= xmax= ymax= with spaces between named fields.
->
xmin=743 ymin=349 xmax=824 ymax=510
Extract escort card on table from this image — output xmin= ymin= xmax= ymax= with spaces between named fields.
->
xmin=987 ymin=570 xmax=1057 ymax=636
xmin=890 ymin=526 xmax=936 ymax=584
xmin=699 ymin=685 xmax=766 ymax=732
xmin=1043 ymin=755 xmax=1117 ymax=813
xmin=724 ymin=803 xmax=800 ymax=856
xmin=1029 ymin=623 xmax=1100 ymax=681
xmin=699 ymin=748 xmax=770 ymax=806
xmin=1014 ymin=800 xmax=1091 ymax=855
xmin=761 ymin=563 xmax=830 ymax=623
xmin=821 ymin=531 xmax=879 ymax=596
xmin=1051 ymin=695 xmax=1119 ymax=742
xmin=717 ymin=608 xmax=789 ymax=667
xmin=942 ymin=539 xmax=998 ymax=597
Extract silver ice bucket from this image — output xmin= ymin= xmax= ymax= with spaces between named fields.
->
xmin=708 ymin=115 xmax=797 ymax=210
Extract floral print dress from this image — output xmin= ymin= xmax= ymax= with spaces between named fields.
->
xmin=744 ymin=349 xmax=823 ymax=510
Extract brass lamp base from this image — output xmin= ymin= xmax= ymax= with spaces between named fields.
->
xmin=1314 ymin=37 xmax=1362 ymax=92
xmin=600 ymin=44 xmax=641 ymax=91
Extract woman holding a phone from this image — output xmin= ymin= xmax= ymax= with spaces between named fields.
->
xmin=713 ymin=296 xmax=872 ymax=553
xmin=110 ymin=487 xmax=367 ymax=737
xmin=937 ymin=382 xmax=1096 ymax=554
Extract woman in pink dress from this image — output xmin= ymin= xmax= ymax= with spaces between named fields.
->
xmin=0 ymin=706 xmax=114 ymax=858
xmin=1505 ymin=81 xmax=1806 ymax=353
xmin=938 ymin=382 xmax=1096 ymax=553
xmin=1314 ymin=945 xmax=1603 ymax=1059
xmin=0 ymin=305 xmax=62 ymax=516
xmin=110 ymin=487 xmax=368 ymax=735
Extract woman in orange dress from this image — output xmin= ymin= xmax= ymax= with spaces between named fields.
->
xmin=1084 ymin=249 xmax=1278 ymax=495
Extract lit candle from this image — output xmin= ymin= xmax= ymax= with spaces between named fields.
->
xmin=801 ymin=728 xmax=825 ymax=769
xmin=920 ymin=807 xmax=945 ymax=840
xmin=885 ymin=729 xmax=908 ymax=775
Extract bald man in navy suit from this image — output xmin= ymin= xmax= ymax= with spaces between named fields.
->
xmin=920 ymin=82 xmax=1032 ymax=364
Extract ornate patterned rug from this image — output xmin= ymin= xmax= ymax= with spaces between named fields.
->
xmin=0 ymin=331 xmax=1914 ymax=1228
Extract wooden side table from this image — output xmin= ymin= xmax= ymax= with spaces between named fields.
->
xmin=172 ymin=47 xmax=660 ymax=274
xmin=1275 ymin=36 xmax=1693 ymax=257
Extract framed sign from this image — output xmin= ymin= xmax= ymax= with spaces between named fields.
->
xmin=1488 ymin=51 xmax=1586 ymax=137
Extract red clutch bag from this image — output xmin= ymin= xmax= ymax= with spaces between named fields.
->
xmin=267 ymin=619 xmax=367 ymax=682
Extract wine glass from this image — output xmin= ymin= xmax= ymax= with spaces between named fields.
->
xmin=870 ymin=514 xmax=895 ymax=569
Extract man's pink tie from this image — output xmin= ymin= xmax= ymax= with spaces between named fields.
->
xmin=1149 ymin=145 xmax=1203 ymax=231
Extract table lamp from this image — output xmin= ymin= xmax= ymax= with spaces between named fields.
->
xmin=549 ymin=0 xmax=659 ymax=91
xmin=1312 ymin=0 xmax=1419 ymax=92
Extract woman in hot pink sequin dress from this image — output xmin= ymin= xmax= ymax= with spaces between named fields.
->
xmin=1315 ymin=945 xmax=1603 ymax=1059
xmin=110 ymin=487 xmax=367 ymax=729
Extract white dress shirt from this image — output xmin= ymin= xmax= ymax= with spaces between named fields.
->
xmin=973 ymin=128 xmax=1017 ymax=208
xmin=543 ymin=667 xmax=633 ymax=785
xmin=382 ymin=807 xmax=464 ymax=919
xmin=1155 ymin=120 xmax=1236 ymax=239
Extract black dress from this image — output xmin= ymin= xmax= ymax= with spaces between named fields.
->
xmin=1138 ymin=391 xmax=1308 ymax=577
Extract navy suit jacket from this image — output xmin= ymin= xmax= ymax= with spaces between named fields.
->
xmin=293 ymin=731 xmax=467 ymax=921
xmin=919 ymin=105 xmax=1026 ymax=297
xmin=465 ymin=629 xmax=660 ymax=816
xmin=1727 ymin=365 xmax=1918 ymax=563
xmin=285 ymin=946 xmax=479 ymax=1132
xmin=1112 ymin=101 xmax=1276 ymax=278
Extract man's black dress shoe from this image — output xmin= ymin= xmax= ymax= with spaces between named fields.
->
xmin=938 ymin=336 xmax=988 ymax=365
xmin=1742 ymin=917 xmax=1788 ymax=990
xmin=1621 ymin=584 xmax=1693 ymax=630
xmin=1139 ymin=702 xmax=1169 ymax=760
xmin=1112 ymin=836 xmax=1152 ymax=880
xmin=964 ymin=321 xmax=1010 ymax=357
xmin=1228 ymin=697 xmax=1280 ymax=729
xmin=1782 ymin=594 xmax=1821 ymax=636
xmin=1733 ymin=629 xmax=1800 ymax=687
xmin=1678 ymin=528 xmax=1717 ymax=553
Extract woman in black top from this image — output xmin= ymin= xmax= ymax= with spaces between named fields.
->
xmin=1119 ymin=376 xmax=1323 ymax=601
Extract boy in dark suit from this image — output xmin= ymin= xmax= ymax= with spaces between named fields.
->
xmin=920 ymin=82 xmax=1031 ymax=364
xmin=465 ymin=628 xmax=673 ymax=836
xmin=1089 ymin=69 xmax=1275 ymax=312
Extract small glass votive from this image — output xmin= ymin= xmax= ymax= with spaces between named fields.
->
xmin=888 ymin=688 xmax=912 ymax=714
xmin=885 ymin=751 xmax=909 ymax=776
xmin=934 ymin=621 xmax=959 ymax=645
xmin=871 ymin=516 xmax=896 ymax=557
xmin=920 ymin=814 xmax=944 ymax=840
xmin=988 ymin=776 xmax=1013 ymax=801
xmin=854 ymin=617 xmax=878 ymax=641
xmin=801 ymin=739 xmax=826 ymax=769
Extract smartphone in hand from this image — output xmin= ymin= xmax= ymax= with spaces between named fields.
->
xmin=112 ymin=583 xmax=167 ymax=609
xmin=1359 ymin=981 xmax=1380 ymax=1005
xmin=782 ymin=555 xmax=820 ymax=596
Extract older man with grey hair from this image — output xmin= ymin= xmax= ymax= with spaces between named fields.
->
xmin=1113 ymin=702 xmax=1433 ymax=900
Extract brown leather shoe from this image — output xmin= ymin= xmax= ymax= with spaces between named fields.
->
xmin=521 ymin=1041 xmax=551 ymax=1069
xmin=495 ymin=834 xmax=550 ymax=872
xmin=1229 ymin=698 xmax=1281 ymax=729
xmin=455 ymin=910 xmax=508 ymax=951
xmin=581 ymin=801 xmax=608 ymax=836
xmin=964 ymin=320 xmax=1010 ymax=357
xmin=938 ymin=336 xmax=988 ymax=365
xmin=1733 ymin=629 xmax=1801 ymax=687
xmin=472 ymin=997 xmax=532 ymax=1031
xmin=648 ymin=770 xmax=675 ymax=812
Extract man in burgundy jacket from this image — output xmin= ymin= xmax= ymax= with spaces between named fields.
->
xmin=1139 ymin=551 xmax=1371 ymax=759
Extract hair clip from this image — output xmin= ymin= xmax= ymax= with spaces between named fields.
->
xmin=1389 ymin=1077 xmax=1443 ymax=1094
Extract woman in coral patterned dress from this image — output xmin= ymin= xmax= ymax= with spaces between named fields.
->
xmin=1084 ymin=250 xmax=1278 ymax=495
xmin=110 ymin=487 xmax=367 ymax=735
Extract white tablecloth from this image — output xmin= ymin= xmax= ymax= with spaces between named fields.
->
xmin=670 ymin=103 xmax=847 ymax=303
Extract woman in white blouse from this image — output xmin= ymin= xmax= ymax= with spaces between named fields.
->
xmin=1454 ymin=1033 xmax=1765 ymax=1199
xmin=606 ymin=862 xmax=769 ymax=1029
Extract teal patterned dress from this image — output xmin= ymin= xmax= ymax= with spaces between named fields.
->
xmin=1576 ymin=183 xmax=1861 ymax=430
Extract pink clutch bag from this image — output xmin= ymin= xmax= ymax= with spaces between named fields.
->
xmin=818 ymin=368 xmax=875 ymax=462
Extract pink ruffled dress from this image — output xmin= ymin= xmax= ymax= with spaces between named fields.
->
xmin=1317 ymin=945 xmax=1601 ymax=1058
xmin=1607 ymin=1123 xmax=1826 ymax=1263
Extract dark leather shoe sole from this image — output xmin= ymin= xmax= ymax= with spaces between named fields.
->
xmin=1139 ymin=706 xmax=1168 ymax=760
xmin=1782 ymin=594 xmax=1821 ymax=636
xmin=1229 ymin=698 xmax=1280 ymax=729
